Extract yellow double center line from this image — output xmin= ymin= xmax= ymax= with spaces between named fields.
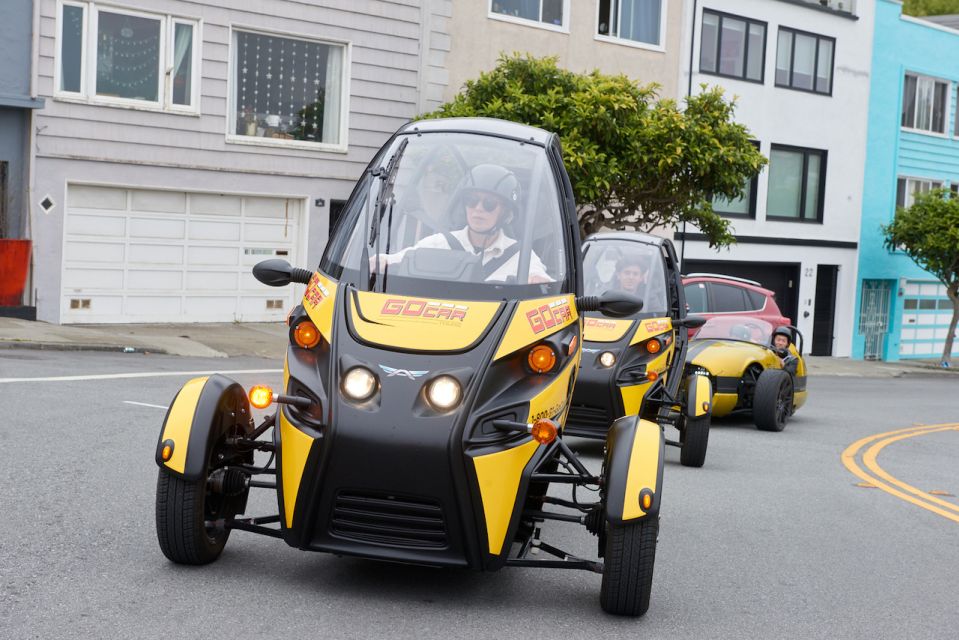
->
xmin=841 ymin=423 xmax=959 ymax=524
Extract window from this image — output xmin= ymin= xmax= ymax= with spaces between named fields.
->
xmin=775 ymin=27 xmax=834 ymax=95
xmin=699 ymin=10 xmax=765 ymax=82
xmin=598 ymin=0 xmax=664 ymax=48
xmin=896 ymin=178 xmax=942 ymax=209
xmin=0 ymin=161 xmax=7 ymax=238
xmin=684 ymin=282 xmax=707 ymax=313
xmin=56 ymin=2 xmax=199 ymax=111
xmin=490 ymin=0 xmax=566 ymax=29
xmin=232 ymin=30 xmax=347 ymax=148
xmin=766 ymin=145 xmax=826 ymax=222
xmin=902 ymin=74 xmax=949 ymax=134
xmin=713 ymin=140 xmax=760 ymax=217
xmin=710 ymin=283 xmax=748 ymax=313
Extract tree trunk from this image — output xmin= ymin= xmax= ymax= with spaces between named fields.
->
xmin=942 ymin=283 xmax=959 ymax=366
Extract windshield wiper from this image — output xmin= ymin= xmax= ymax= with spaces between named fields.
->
xmin=361 ymin=137 xmax=409 ymax=292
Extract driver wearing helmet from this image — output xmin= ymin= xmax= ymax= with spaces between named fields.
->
xmin=771 ymin=326 xmax=799 ymax=376
xmin=372 ymin=164 xmax=552 ymax=284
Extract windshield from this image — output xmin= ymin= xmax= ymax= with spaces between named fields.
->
xmin=320 ymin=131 xmax=572 ymax=301
xmin=581 ymin=237 xmax=669 ymax=317
xmin=695 ymin=316 xmax=774 ymax=346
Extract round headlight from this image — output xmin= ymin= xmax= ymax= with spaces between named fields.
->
xmin=426 ymin=375 xmax=462 ymax=411
xmin=342 ymin=366 xmax=376 ymax=401
xmin=599 ymin=351 xmax=616 ymax=368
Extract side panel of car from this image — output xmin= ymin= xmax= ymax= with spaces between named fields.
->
xmin=605 ymin=415 xmax=664 ymax=523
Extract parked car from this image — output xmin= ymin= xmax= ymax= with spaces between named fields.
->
xmin=686 ymin=316 xmax=807 ymax=431
xmin=681 ymin=274 xmax=790 ymax=333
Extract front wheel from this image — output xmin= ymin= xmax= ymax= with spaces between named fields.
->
xmin=753 ymin=369 xmax=793 ymax=432
xmin=600 ymin=516 xmax=659 ymax=616
xmin=680 ymin=414 xmax=710 ymax=467
xmin=156 ymin=470 xmax=231 ymax=564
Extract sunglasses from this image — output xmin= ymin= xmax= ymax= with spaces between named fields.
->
xmin=464 ymin=193 xmax=503 ymax=212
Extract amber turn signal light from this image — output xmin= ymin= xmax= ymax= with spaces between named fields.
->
xmin=249 ymin=385 xmax=274 ymax=409
xmin=646 ymin=371 xmax=659 ymax=382
xmin=641 ymin=491 xmax=653 ymax=511
xmin=160 ymin=440 xmax=174 ymax=461
xmin=530 ymin=419 xmax=558 ymax=445
xmin=528 ymin=344 xmax=557 ymax=373
xmin=646 ymin=338 xmax=661 ymax=354
xmin=293 ymin=320 xmax=321 ymax=349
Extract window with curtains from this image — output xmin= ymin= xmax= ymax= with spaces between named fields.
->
xmin=231 ymin=30 xmax=346 ymax=147
xmin=775 ymin=27 xmax=834 ymax=95
xmin=597 ymin=0 xmax=664 ymax=48
xmin=489 ymin=0 xmax=566 ymax=29
xmin=901 ymin=74 xmax=949 ymax=134
xmin=56 ymin=2 xmax=199 ymax=112
xmin=766 ymin=145 xmax=826 ymax=222
xmin=699 ymin=10 xmax=766 ymax=83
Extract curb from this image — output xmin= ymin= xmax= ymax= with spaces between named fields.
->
xmin=0 ymin=340 xmax=167 ymax=355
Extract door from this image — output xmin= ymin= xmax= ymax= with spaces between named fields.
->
xmin=683 ymin=260 xmax=800 ymax=324
xmin=859 ymin=280 xmax=891 ymax=360
xmin=812 ymin=265 xmax=838 ymax=355
xmin=62 ymin=185 xmax=303 ymax=323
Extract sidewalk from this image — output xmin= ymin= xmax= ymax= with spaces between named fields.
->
xmin=0 ymin=316 xmax=956 ymax=376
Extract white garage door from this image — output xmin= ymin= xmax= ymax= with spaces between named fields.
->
xmin=61 ymin=185 xmax=305 ymax=323
xmin=898 ymin=280 xmax=959 ymax=358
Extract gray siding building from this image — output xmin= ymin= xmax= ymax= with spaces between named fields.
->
xmin=1 ymin=1 xmax=44 ymax=241
xmin=31 ymin=0 xmax=449 ymax=323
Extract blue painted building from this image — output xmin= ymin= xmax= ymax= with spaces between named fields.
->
xmin=854 ymin=0 xmax=959 ymax=361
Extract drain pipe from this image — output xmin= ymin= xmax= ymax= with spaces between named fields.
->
xmin=679 ymin=0 xmax=698 ymax=271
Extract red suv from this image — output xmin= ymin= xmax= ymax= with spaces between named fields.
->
xmin=681 ymin=273 xmax=790 ymax=333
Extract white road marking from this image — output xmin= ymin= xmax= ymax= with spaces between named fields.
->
xmin=123 ymin=401 xmax=169 ymax=410
xmin=0 ymin=368 xmax=282 ymax=384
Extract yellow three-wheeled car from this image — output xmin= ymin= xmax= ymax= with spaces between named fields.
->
xmin=155 ymin=118 xmax=667 ymax=615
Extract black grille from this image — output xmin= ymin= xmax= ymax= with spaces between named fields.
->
xmin=330 ymin=490 xmax=448 ymax=549
xmin=567 ymin=405 xmax=611 ymax=432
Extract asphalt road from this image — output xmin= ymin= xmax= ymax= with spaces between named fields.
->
xmin=1 ymin=349 xmax=957 ymax=639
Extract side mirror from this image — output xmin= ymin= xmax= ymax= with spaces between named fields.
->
xmin=677 ymin=314 xmax=707 ymax=329
xmin=576 ymin=290 xmax=643 ymax=318
xmin=253 ymin=259 xmax=313 ymax=287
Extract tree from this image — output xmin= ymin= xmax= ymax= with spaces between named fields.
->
xmin=883 ymin=189 xmax=959 ymax=366
xmin=423 ymin=54 xmax=765 ymax=247
xmin=903 ymin=0 xmax=959 ymax=16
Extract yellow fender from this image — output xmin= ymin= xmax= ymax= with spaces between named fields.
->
xmin=155 ymin=374 xmax=253 ymax=480
xmin=686 ymin=373 xmax=713 ymax=418
xmin=604 ymin=416 xmax=664 ymax=523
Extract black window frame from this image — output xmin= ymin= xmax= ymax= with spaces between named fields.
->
xmin=699 ymin=9 xmax=767 ymax=84
xmin=713 ymin=139 xmax=761 ymax=218
xmin=775 ymin=26 xmax=835 ymax=96
xmin=766 ymin=144 xmax=827 ymax=224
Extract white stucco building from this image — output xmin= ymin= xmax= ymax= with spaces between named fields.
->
xmin=678 ymin=0 xmax=874 ymax=357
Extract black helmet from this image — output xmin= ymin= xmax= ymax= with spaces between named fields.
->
xmin=772 ymin=326 xmax=792 ymax=343
xmin=462 ymin=164 xmax=522 ymax=212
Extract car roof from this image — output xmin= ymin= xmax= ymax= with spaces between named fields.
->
xmin=582 ymin=231 xmax=666 ymax=247
xmin=400 ymin=117 xmax=555 ymax=146
xmin=682 ymin=273 xmax=774 ymax=296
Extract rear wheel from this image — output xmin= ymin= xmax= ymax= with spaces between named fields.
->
xmin=753 ymin=369 xmax=793 ymax=432
xmin=679 ymin=414 xmax=710 ymax=467
xmin=600 ymin=516 xmax=659 ymax=616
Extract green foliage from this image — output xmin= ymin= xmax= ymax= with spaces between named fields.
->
xmin=883 ymin=189 xmax=959 ymax=363
xmin=422 ymin=54 xmax=765 ymax=247
xmin=903 ymin=0 xmax=959 ymax=16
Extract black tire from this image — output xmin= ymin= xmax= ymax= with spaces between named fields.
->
xmin=600 ymin=516 xmax=659 ymax=616
xmin=680 ymin=414 xmax=710 ymax=467
xmin=156 ymin=469 xmax=231 ymax=565
xmin=753 ymin=369 xmax=793 ymax=432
